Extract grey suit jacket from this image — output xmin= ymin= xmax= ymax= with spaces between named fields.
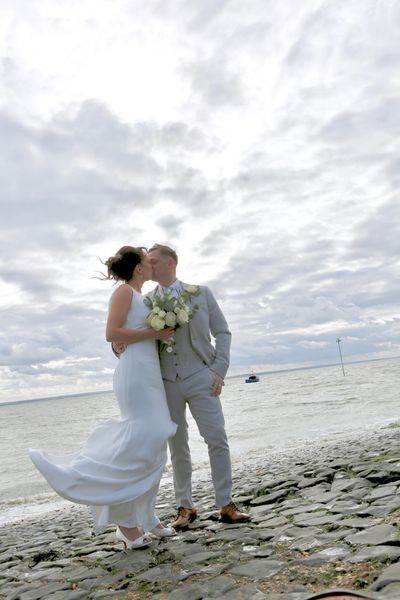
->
xmin=147 ymin=282 xmax=231 ymax=378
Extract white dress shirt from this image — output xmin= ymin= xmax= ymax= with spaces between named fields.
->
xmin=157 ymin=280 xmax=183 ymax=297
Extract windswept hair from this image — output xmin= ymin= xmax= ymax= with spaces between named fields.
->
xmin=148 ymin=243 xmax=178 ymax=264
xmin=101 ymin=246 xmax=147 ymax=282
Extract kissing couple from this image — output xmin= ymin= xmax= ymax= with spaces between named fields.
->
xmin=30 ymin=243 xmax=250 ymax=549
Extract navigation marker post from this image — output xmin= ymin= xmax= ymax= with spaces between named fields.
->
xmin=336 ymin=337 xmax=345 ymax=376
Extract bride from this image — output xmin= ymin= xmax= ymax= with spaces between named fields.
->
xmin=29 ymin=246 xmax=177 ymax=549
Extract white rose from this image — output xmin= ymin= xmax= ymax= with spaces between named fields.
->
xmin=185 ymin=285 xmax=199 ymax=294
xmin=165 ymin=311 xmax=177 ymax=327
xmin=158 ymin=310 xmax=166 ymax=318
xmin=176 ymin=308 xmax=189 ymax=325
xmin=174 ymin=307 xmax=180 ymax=314
xmin=150 ymin=315 xmax=165 ymax=330
xmin=152 ymin=306 xmax=160 ymax=314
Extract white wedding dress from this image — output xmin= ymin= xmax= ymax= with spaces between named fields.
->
xmin=29 ymin=287 xmax=177 ymax=531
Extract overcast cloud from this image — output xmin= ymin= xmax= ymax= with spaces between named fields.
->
xmin=1 ymin=0 xmax=400 ymax=402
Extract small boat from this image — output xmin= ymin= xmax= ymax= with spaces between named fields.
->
xmin=245 ymin=374 xmax=259 ymax=383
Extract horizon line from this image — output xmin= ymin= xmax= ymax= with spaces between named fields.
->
xmin=1 ymin=354 xmax=399 ymax=407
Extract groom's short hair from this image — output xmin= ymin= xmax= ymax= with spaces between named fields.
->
xmin=148 ymin=243 xmax=178 ymax=264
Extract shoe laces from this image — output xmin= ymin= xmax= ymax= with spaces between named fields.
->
xmin=223 ymin=501 xmax=239 ymax=512
xmin=177 ymin=506 xmax=189 ymax=517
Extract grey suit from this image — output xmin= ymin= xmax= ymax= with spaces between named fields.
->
xmin=147 ymin=282 xmax=233 ymax=508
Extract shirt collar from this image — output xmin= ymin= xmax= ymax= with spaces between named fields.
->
xmin=157 ymin=280 xmax=182 ymax=295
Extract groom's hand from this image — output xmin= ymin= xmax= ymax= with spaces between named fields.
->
xmin=211 ymin=371 xmax=224 ymax=396
xmin=112 ymin=341 xmax=126 ymax=355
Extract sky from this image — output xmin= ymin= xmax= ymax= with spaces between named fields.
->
xmin=1 ymin=0 xmax=400 ymax=402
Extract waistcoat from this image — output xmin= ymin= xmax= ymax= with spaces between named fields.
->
xmin=160 ymin=322 xmax=205 ymax=381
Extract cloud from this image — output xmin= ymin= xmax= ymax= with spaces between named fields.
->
xmin=1 ymin=0 xmax=400 ymax=400
xmin=297 ymin=340 xmax=330 ymax=350
xmin=182 ymin=57 xmax=245 ymax=107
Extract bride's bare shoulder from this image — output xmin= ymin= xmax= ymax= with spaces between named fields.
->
xmin=109 ymin=284 xmax=134 ymax=302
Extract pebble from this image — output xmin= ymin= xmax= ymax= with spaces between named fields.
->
xmin=1 ymin=427 xmax=400 ymax=599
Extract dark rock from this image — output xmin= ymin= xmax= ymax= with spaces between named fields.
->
xmin=349 ymin=545 xmax=400 ymax=563
xmin=300 ymin=491 xmax=340 ymax=504
xmin=365 ymin=469 xmax=400 ymax=484
xmin=358 ymin=502 xmax=400 ymax=517
xmin=370 ymin=561 xmax=400 ymax=590
xmin=279 ymin=504 xmax=324 ymax=517
xmin=301 ymin=546 xmax=351 ymax=565
xmin=289 ymin=536 xmax=329 ymax=552
xmin=250 ymin=505 xmax=274 ymax=518
xmin=297 ymin=477 xmax=329 ymax=489
xmin=66 ymin=566 xmax=108 ymax=583
xmin=206 ymin=528 xmax=255 ymax=543
xmin=229 ymin=558 xmax=286 ymax=579
xmin=135 ymin=564 xmax=191 ymax=583
xmin=251 ymin=490 xmax=289 ymax=505
xmin=182 ymin=550 xmax=225 ymax=565
xmin=167 ymin=583 xmax=204 ymax=600
xmin=299 ymin=484 xmax=330 ymax=499
xmin=328 ymin=501 xmax=370 ymax=515
xmin=293 ymin=514 xmax=343 ymax=527
xmin=345 ymin=524 xmax=400 ymax=546
xmin=102 ymin=550 xmax=154 ymax=572
xmin=166 ymin=540 xmax=207 ymax=559
xmin=337 ymin=517 xmax=379 ymax=529
xmin=199 ymin=575 xmax=237 ymax=596
xmin=254 ymin=515 xmax=288 ymax=528
xmin=221 ymin=583 xmax=266 ymax=598
xmin=374 ymin=582 xmax=400 ymax=598
xmin=364 ymin=485 xmax=398 ymax=501
xmin=275 ymin=526 xmax=323 ymax=542
xmin=232 ymin=495 xmax=255 ymax=505
xmin=91 ymin=592 xmax=122 ymax=599
xmin=331 ymin=477 xmax=372 ymax=493
xmin=18 ymin=582 xmax=71 ymax=600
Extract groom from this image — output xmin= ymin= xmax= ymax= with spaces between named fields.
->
xmin=146 ymin=244 xmax=250 ymax=529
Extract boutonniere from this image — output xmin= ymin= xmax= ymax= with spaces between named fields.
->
xmin=182 ymin=284 xmax=201 ymax=297
xmin=181 ymin=284 xmax=200 ymax=312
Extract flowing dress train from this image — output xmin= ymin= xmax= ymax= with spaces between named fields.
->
xmin=29 ymin=287 xmax=177 ymax=530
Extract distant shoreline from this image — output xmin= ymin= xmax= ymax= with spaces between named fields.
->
xmin=1 ymin=354 xmax=400 ymax=407
xmin=0 ymin=388 xmax=113 ymax=408
xmin=229 ymin=354 xmax=400 ymax=380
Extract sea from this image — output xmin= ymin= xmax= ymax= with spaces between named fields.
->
xmin=1 ymin=357 xmax=399 ymax=526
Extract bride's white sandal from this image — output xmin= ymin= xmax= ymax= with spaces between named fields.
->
xmin=115 ymin=527 xmax=152 ymax=549
xmin=150 ymin=523 xmax=177 ymax=538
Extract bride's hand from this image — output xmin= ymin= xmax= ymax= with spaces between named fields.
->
xmin=156 ymin=327 xmax=175 ymax=342
xmin=112 ymin=341 xmax=126 ymax=354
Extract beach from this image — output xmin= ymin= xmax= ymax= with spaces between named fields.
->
xmin=2 ymin=425 xmax=400 ymax=599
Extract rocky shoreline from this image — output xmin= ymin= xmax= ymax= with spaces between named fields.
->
xmin=2 ymin=426 xmax=400 ymax=600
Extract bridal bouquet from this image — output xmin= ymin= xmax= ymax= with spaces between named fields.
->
xmin=143 ymin=285 xmax=200 ymax=354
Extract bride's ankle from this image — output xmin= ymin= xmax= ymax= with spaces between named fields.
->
xmin=119 ymin=525 xmax=142 ymax=539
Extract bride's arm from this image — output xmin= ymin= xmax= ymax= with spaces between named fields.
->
xmin=106 ymin=285 xmax=173 ymax=344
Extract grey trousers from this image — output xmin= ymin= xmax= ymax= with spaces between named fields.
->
xmin=163 ymin=367 xmax=233 ymax=508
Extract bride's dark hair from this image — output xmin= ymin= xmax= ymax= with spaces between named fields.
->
xmin=103 ymin=246 xmax=147 ymax=282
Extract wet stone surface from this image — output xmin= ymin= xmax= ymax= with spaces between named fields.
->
xmin=1 ymin=427 xmax=400 ymax=599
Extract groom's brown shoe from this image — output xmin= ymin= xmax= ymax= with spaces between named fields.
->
xmin=171 ymin=507 xmax=198 ymax=531
xmin=220 ymin=502 xmax=251 ymax=524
